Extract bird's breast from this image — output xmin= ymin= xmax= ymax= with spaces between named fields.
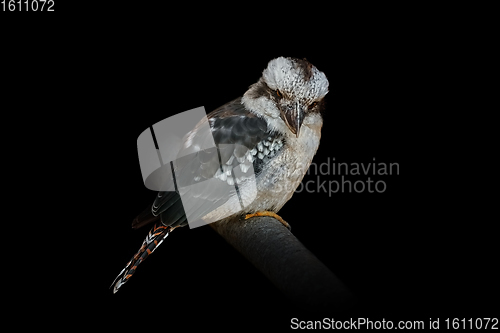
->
xmin=249 ymin=122 xmax=322 ymax=212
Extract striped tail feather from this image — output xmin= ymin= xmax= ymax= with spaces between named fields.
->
xmin=111 ymin=222 xmax=171 ymax=293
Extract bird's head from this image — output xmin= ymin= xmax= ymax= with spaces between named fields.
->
xmin=242 ymin=57 xmax=329 ymax=137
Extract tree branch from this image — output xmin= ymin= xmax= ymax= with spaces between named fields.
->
xmin=210 ymin=216 xmax=355 ymax=313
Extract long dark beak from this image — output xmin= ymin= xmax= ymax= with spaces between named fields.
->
xmin=280 ymin=102 xmax=305 ymax=138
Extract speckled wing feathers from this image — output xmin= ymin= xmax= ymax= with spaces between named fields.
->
xmin=133 ymin=98 xmax=280 ymax=229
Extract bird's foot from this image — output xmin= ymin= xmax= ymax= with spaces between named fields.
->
xmin=244 ymin=211 xmax=291 ymax=230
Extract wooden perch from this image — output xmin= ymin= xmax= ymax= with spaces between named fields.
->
xmin=210 ymin=216 xmax=355 ymax=313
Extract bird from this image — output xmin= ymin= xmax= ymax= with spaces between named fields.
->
xmin=111 ymin=56 xmax=329 ymax=293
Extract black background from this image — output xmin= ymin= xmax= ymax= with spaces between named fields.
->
xmin=3 ymin=4 xmax=497 ymax=331
xmin=89 ymin=42 xmax=495 ymax=329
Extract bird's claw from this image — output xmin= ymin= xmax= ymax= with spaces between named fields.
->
xmin=244 ymin=211 xmax=291 ymax=231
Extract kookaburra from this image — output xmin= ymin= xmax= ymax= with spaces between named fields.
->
xmin=111 ymin=57 xmax=329 ymax=293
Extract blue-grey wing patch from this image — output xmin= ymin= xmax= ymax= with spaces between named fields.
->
xmin=149 ymin=97 xmax=284 ymax=227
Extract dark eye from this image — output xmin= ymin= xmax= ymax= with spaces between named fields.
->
xmin=276 ymin=89 xmax=282 ymax=98
xmin=308 ymin=101 xmax=318 ymax=110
